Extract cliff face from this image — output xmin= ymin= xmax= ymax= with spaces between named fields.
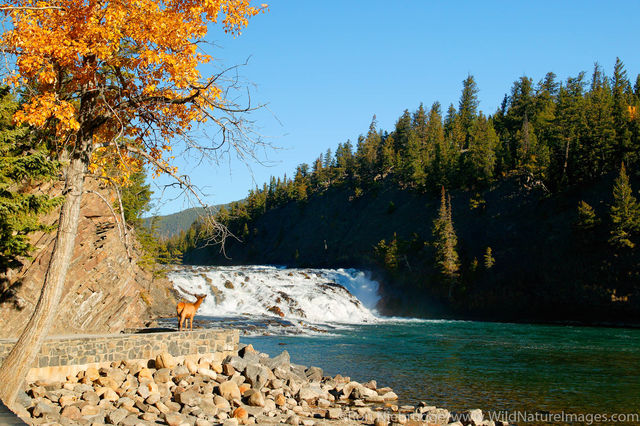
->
xmin=0 ymin=181 xmax=175 ymax=338
xmin=185 ymin=174 xmax=640 ymax=323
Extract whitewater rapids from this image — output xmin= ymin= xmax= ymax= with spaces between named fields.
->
xmin=166 ymin=265 xmax=383 ymax=334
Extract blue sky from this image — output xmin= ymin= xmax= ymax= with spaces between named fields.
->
xmin=149 ymin=0 xmax=640 ymax=216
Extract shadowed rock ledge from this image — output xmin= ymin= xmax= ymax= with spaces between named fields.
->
xmin=0 ymin=181 xmax=176 ymax=338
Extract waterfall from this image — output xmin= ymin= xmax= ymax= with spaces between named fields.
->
xmin=167 ymin=265 xmax=382 ymax=326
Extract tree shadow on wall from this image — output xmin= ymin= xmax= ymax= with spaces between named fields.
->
xmin=0 ymin=256 xmax=27 ymax=311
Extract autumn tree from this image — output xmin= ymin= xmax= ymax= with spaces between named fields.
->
xmin=0 ymin=0 xmax=266 ymax=406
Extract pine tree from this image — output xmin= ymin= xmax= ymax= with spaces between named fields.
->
xmin=445 ymin=103 xmax=465 ymax=150
xmin=458 ymin=75 xmax=480 ymax=146
xmin=394 ymin=110 xmax=412 ymax=154
xmin=609 ymin=163 xmax=640 ymax=248
xmin=575 ymin=201 xmax=599 ymax=231
xmin=612 ymin=58 xmax=633 ymax=165
xmin=433 ymin=187 xmax=459 ymax=296
xmin=551 ymin=73 xmax=587 ymax=186
xmin=413 ymin=103 xmax=428 ymax=141
xmin=0 ymin=88 xmax=61 ymax=274
xmin=465 ymin=113 xmax=498 ymax=186
xmin=579 ymin=63 xmax=615 ymax=179
xmin=356 ymin=116 xmax=381 ymax=181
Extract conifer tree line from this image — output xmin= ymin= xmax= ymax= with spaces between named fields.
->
xmin=0 ymin=88 xmax=62 ymax=281
xmin=167 ymin=58 xmax=640 ymax=258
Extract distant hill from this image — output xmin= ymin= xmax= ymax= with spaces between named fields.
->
xmin=145 ymin=204 xmax=235 ymax=239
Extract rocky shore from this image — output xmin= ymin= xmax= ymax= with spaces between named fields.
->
xmin=17 ymin=344 xmax=502 ymax=426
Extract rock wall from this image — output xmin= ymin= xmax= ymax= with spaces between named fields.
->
xmin=0 ymin=180 xmax=175 ymax=338
xmin=0 ymin=329 xmax=238 ymax=382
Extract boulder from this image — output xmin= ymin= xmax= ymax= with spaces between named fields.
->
xmin=155 ymin=352 xmax=177 ymax=369
xmin=58 ymin=394 xmax=77 ymax=407
xmin=238 ymin=343 xmax=255 ymax=356
xmin=172 ymin=364 xmax=190 ymax=382
xmin=214 ymin=395 xmax=232 ymax=411
xmin=107 ymin=368 xmax=126 ymax=384
xmin=137 ymin=368 xmax=153 ymax=380
xmin=274 ymin=393 xmax=286 ymax=407
xmin=80 ymin=404 xmax=101 ymax=416
xmin=381 ymin=391 xmax=398 ymax=401
xmin=364 ymin=379 xmax=377 ymax=390
xmin=199 ymin=398 xmax=219 ymax=416
xmin=197 ymin=367 xmax=217 ymax=380
xmin=296 ymin=386 xmax=320 ymax=403
xmin=185 ymin=359 xmax=198 ymax=374
xmin=365 ymin=394 xmax=384 ymax=403
xmin=326 ymin=407 xmax=342 ymax=420
xmin=223 ymin=364 xmax=236 ymax=376
xmin=106 ymin=407 xmax=129 ymax=424
xmin=121 ymin=414 xmax=143 ymax=426
xmin=60 ymin=405 xmax=81 ymax=420
xmin=154 ymin=368 xmax=172 ymax=383
xmin=176 ymin=388 xmax=201 ymax=406
xmin=244 ymin=364 xmax=270 ymax=390
xmin=232 ymin=406 xmax=248 ymax=420
xmin=260 ymin=350 xmax=290 ymax=371
xmin=223 ymin=355 xmax=248 ymax=372
xmin=85 ymin=366 xmax=100 ymax=382
xmin=145 ymin=393 xmax=161 ymax=405
xmin=285 ymin=414 xmax=300 ymax=425
xmin=164 ymin=412 xmax=188 ymax=426
xmin=305 ymin=366 xmax=323 ymax=382
xmin=116 ymin=396 xmax=135 ymax=409
xmin=340 ymin=381 xmax=360 ymax=399
xmin=95 ymin=376 xmax=119 ymax=390
xmin=353 ymin=385 xmax=378 ymax=399
xmin=317 ymin=398 xmax=331 ymax=408
xmin=218 ymin=381 xmax=242 ymax=401
xmin=246 ymin=390 xmax=265 ymax=407
xmin=101 ymin=388 xmax=119 ymax=402
xmin=242 ymin=351 xmax=261 ymax=365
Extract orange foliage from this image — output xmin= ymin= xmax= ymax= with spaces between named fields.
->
xmin=1 ymin=0 xmax=266 ymax=180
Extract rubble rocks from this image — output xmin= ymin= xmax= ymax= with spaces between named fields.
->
xmin=18 ymin=347 xmax=500 ymax=426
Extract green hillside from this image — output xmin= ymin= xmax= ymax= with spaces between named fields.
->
xmin=169 ymin=59 xmax=640 ymax=324
xmin=144 ymin=204 xmax=236 ymax=239
xmin=144 ymin=207 xmax=206 ymax=239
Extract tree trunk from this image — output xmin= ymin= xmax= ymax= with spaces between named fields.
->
xmin=0 ymin=143 xmax=90 ymax=407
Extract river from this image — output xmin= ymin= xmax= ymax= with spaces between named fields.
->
xmin=166 ymin=265 xmax=640 ymax=418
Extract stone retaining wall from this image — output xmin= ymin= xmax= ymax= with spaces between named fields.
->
xmin=0 ymin=329 xmax=238 ymax=382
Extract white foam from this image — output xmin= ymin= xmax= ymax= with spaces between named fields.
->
xmin=168 ymin=265 xmax=382 ymax=325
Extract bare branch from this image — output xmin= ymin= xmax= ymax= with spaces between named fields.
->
xmin=125 ymin=146 xmax=237 ymax=254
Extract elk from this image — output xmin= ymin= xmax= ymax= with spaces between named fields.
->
xmin=176 ymin=292 xmax=207 ymax=331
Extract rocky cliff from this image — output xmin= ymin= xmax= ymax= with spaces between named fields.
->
xmin=0 ymin=180 xmax=175 ymax=338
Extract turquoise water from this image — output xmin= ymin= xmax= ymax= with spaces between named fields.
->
xmin=243 ymin=320 xmax=640 ymax=417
